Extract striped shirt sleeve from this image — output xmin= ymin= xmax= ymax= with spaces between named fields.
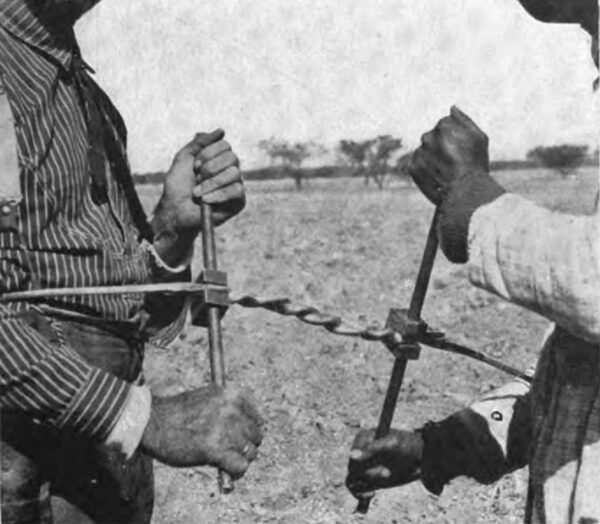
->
xmin=0 ymin=303 xmax=133 ymax=441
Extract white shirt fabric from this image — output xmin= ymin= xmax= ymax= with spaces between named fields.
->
xmin=466 ymin=192 xmax=599 ymax=524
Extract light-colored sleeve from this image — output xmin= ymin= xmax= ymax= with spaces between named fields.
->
xmin=467 ymin=372 xmax=533 ymax=478
xmin=421 ymin=369 xmax=533 ymax=491
xmin=104 ymin=384 xmax=152 ymax=459
xmin=467 ymin=193 xmax=600 ymax=343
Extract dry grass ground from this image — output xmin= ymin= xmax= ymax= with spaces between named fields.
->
xmin=135 ymin=168 xmax=598 ymax=524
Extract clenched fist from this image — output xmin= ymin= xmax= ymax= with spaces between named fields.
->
xmin=408 ymin=107 xmax=505 ymax=263
xmin=161 ymin=129 xmax=245 ymax=230
xmin=192 ymin=130 xmax=245 ymax=225
xmin=141 ymin=385 xmax=263 ymax=479
xmin=409 ymin=106 xmax=490 ymax=206
xmin=346 ymin=428 xmax=423 ymax=500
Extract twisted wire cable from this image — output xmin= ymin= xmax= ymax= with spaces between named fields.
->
xmin=230 ymin=294 xmax=531 ymax=382
xmin=0 ymin=285 xmax=530 ymax=381
xmin=230 ymin=295 xmax=396 ymax=342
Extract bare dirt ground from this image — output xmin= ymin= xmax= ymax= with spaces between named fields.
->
xmin=136 ymin=168 xmax=598 ymax=524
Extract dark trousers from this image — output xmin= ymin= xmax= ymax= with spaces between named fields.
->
xmin=1 ymin=313 xmax=154 ymax=524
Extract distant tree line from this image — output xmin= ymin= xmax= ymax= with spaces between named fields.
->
xmin=257 ymin=139 xmax=326 ymax=190
xmin=255 ymin=135 xmax=406 ymax=190
xmin=526 ymin=144 xmax=593 ymax=176
xmin=132 ymin=142 xmax=598 ymax=186
xmin=338 ymin=136 xmax=404 ymax=189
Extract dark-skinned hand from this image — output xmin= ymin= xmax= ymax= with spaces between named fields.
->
xmin=408 ymin=106 xmax=505 ymax=262
xmin=345 ymin=428 xmax=423 ymax=500
xmin=409 ymin=106 xmax=490 ymax=206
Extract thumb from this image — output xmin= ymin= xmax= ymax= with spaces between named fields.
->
xmin=195 ymin=128 xmax=226 ymax=147
xmin=450 ymin=105 xmax=478 ymax=130
xmin=218 ymin=451 xmax=249 ymax=480
xmin=182 ymin=129 xmax=226 ymax=157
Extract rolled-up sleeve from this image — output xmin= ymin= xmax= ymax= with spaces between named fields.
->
xmin=0 ymin=303 xmax=133 ymax=441
xmin=467 ymin=193 xmax=600 ymax=343
xmin=421 ymin=372 xmax=533 ymax=493
xmin=467 ymin=375 xmax=533 ymax=478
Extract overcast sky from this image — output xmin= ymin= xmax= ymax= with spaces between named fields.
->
xmin=77 ymin=0 xmax=599 ymax=173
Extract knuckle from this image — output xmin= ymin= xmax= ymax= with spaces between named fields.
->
xmin=201 ymin=162 xmax=217 ymax=176
xmin=409 ymin=149 xmax=424 ymax=170
xmin=225 ymin=151 xmax=238 ymax=165
xmin=346 ymin=477 xmax=370 ymax=495
xmin=436 ymin=118 xmax=453 ymax=134
xmin=410 ymin=148 xmax=422 ymax=161
xmin=234 ymin=181 xmax=246 ymax=196
xmin=228 ymin=464 xmax=247 ymax=480
xmin=198 ymin=148 xmax=212 ymax=162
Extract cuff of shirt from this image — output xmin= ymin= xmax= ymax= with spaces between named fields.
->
xmin=54 ymin=368 xmax=131 ymax=441
xmin=142 ymin=239 xmax=194 ymax=279
xmin=104 ymin=384 xmax=152 ymax=459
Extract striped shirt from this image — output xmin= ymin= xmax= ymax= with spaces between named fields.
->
xmin=0 ymin=1 xmax=186 ymax=441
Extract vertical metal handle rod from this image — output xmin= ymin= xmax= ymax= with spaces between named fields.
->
xmin=356 ymin=209 xmax=439 ymax=514
xmin=201 ymin=203 xmax=234 ymax=494
xmin=407 ymin=209 xmax=440 ymax=321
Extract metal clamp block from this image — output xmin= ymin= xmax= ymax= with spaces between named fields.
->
xmin=387 ymin=308 xmax=427 ymax=338
xmin=198 ymin=269 xmax=228 ymax=287
xmin=190 ymin=270 xmax=229 ymax=328
xmin=381 ymin=308 xmax=425 ymax=360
